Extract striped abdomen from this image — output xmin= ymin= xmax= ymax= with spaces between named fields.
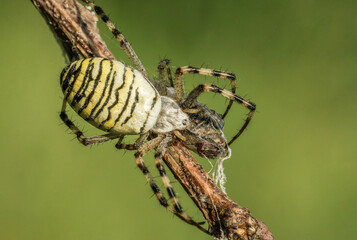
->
xmin=60 ymin=58 xmax=161 ymax=135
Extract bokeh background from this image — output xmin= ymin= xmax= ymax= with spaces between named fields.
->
xmin=0 ymin=0 xmax=356 ymax=239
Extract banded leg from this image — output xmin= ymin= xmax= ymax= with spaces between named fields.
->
xmin=183 ymin=84 xmax=256 ymax=146
xmin=174 ymin=66 xmax=236 ymax=118
xmin=60 ymin=100 xmax=120 ymax=146
xmin=79 ymin=0 xmax=149 ymax=80
xmin=155 ymin=136 xmax=206 ymax=227
xmin=135 ymin=134 xmax=209 ymax=234
xmin=115 ymin=133 xmax=149 ymax=151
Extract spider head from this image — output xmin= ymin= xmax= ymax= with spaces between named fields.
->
xmin=180 ymin=102 xmax=230 ymax=159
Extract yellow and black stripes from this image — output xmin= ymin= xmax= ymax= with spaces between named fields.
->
xmin=60 ymin=57 xmax=161 ymax=135
xmin=174 ymin=66 xmax=237 ymax=118
xmin=104 ymin=70 xmax=136 ymax=130
xmin=182 ymin=84 xmax=256 ymax=146
xmin=77 ymin=59 xmax=107 ymax=115
xmin=89 ymin=69 xmax=122 ymax=124
xmin=70 ymin=58 xmax=97 ymax=107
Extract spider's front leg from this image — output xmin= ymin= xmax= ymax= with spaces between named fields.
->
xmin=60 ymin=99 xmax=121 ymax=146
xmin=182 ymin=84 xmax=256 ymax=146
xmin=174 ymin=66 xmax=237 ymax=118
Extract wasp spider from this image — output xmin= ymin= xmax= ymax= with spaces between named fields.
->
xmin=59 ymin=0 xmax=256 ymax=234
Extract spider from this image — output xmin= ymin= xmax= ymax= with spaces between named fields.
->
xmin=59 ymin=0 xmax=256 ymax=234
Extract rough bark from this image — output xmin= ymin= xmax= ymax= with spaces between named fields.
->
xmin=164 ymin=140 xmax=273 ymax=240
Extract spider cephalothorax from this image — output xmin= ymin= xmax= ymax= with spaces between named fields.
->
xmin=152 ymin=83 xmax=229 ymax=159
xmin=181 ymin=101 xmax=229 ymax=159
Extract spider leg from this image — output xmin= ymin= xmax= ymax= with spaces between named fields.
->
xmin=182 ymin=84 xmax=256 ymax=146
xmin=79 ymin=0 xmax=149 ymax=80
xmin=158 ymin=59 xmax=174 ymax=89
xmin=115 ymin=133 xmax=149 ymax=151
xmin=154 ymin=135 xmax=208 ymax=232
xmin=135 ymin=134 xmax=209 ymax=234
xmin=60 ymin=99 xmax=121 ymax=146
xmin=174 ymin=66 xmax=236 ymax=118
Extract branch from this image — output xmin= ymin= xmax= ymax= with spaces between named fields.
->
xmin=31 ymin=0 xmax=114 ymax=60
xmin=30 ymin=1 xmax=273 ymax=239
xmin=164 ymin=140 xmax=273 ymax=240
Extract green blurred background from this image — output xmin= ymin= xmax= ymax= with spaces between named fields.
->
xmin=0 ymin=0 xmax=356 ymax=239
